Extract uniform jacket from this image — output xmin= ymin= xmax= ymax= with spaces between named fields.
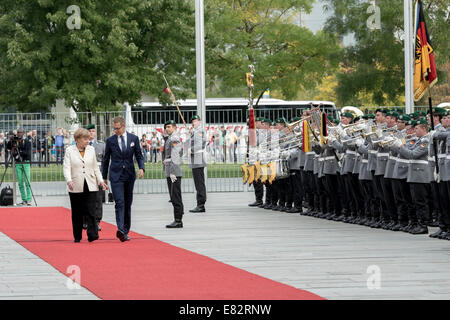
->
xmin=395 ymin=135 xmax=432 ymax=184
xmin=434 ymin=127 xmax=450 ymax=181
xmin=189 ymin=126 xmax=207 ymax=169
xmin=163 ymin=133 xmax=183 ymax=177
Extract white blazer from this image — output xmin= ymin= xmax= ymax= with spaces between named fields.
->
xmin=63 ymin=145 xmax=104 ymax=193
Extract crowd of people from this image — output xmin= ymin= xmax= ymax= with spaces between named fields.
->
xmin=246 ymin=106 xmax=450 ymax=241
xmin=0 ymin=124 xmax=249 ymax=166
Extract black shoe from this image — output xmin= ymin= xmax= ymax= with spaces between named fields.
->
xmin=263 ymin=204 xmax=272 ymax=210
xmin=281 ymin=206 xmax=289 ymax=212
xmin=88 ymin=235 xmax=99 ymax=243
xmin=391 ymin=223 xmax=405 ymax=232
xmin=437 ymin=231 xmax=450 ymax=240
xmin=428 ymin=220 xmax=439 ymax=227
xmin=189 ymin=206 xmax=205 ymax=213
xmin=82 ymin=224 xmax=88 ymax=230
xmin=429 ymin=229 xmax=446 ymax=238
xmin=249 ymin=201 xmax=263 ymax=207
xmin=124 ymin=235 xmax=130 ymax=241
xmin=409 ymin=224 xmax=428 ymax=235
xmin=97 ymin=224 xmax=102 ymax=231
xmin=116 ymin=230 xmax=126 ymax=242
xmin=287 ymin=207 xmax=301 ymax=213
xmin=74 ymin=239 xmax=81 ymax=243
xmin=258 ymin=203 xmax=266 ymax=208
xmin=166 ymin=221 xmax=183 ymax=228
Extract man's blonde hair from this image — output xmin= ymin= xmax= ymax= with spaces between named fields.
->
xmin=113 ymin=116 xmax=126 ymax=126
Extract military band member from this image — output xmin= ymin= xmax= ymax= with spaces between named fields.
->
xmin=188 ymin=115 xmax=207 ymax=213
xmin=163 ymin=120 xmax=184 ymax=228
xmin=392 ymin=119 xmax=432 ymax=234
xmin=285 ymin=117 xmax=304 ymax=213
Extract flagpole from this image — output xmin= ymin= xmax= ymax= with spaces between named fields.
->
xmin=404 ymin=0 xmax=414 ymax=114
xmin=427 ymin=83 xmax=439 ymax=174
xmin=163 ymin=75 xmax=187 ymax=127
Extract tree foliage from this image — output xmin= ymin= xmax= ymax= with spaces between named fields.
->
xmin=0 ymin=0 xmax=195 ymax=112
xmin=323 ymin=0 xmax=449 ymax=107
xmin=204 ymin=0 xmax=342 ymax=100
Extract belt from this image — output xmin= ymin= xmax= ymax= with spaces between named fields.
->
xmin=324 ymin=156 xmax=335 ymax=161
xmin=319 ymin=158 xmax=325 ymax=162
xmin=192 ymin=150 xmax=205 ymax=154
xmin=369 ymin=150 xmax=378 ymax=154
xmin=377 ymin=153 xmax=389 ymax=157
xmin=388 ymin=156 xmax=399 ymax=161
xmin=361 ymin=159 xmax=369 ymax=163
xmin=410 ymin=160 xmax=428 ymax=165
xmin=438 ymin=154 xmax=446 ymax=159
xmin=345 ymin=150 xmax=357 ymax=155
xmin=306 ymin=152 xmax=315 ymax=155
xmin=428 ymin=157 xmax=436 ymax=162
xmin=447 ymin=155 xmax=450 ymax=160
xmin=396 ymin=158 xmax=410 ymax=164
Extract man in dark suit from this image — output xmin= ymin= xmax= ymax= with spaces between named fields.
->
xmin=102 ymin=116 xmax=145 ymax=242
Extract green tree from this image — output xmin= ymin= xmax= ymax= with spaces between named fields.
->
xmin=323 ymin=0 xmax=449 ymax=107
xmin=205 ymin=0 xmax=342 ymax=100
xmin=0 ymin=0 xmax=195 ymax=112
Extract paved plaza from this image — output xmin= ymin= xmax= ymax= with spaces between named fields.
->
xmin=1 ymin=191 xmax=450 ymax=300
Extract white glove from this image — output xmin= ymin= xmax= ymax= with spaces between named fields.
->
xmin=170 ymin=174 xmax=177 ymax=183
xmin=429 ymin=130 xmax=436 ymax=138
xmin=434 ymin=170 xmax=440 ymax=183
xmin=163 ymin=158 xmax=171 ymax=164
xmin=281 ymin=151 xmax=289 ymax=159
xmin=355 ymin=138 xmax=364 ymax=147
xmin=328 ymin=135 xmax=336 ymax=144
xmin=391 ymin=138 xmax=403 ymax=148
xmin=376 ymin=128 xmax=383 ymax=139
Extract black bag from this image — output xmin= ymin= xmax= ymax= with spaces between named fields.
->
xmin=108 ymin=191 xmax=114 ymax=203
xmin=0 ymin=185 xmax=14 ymax=206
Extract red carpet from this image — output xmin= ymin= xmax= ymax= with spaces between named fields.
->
xmin=0 ymin=207 xmax=324 ymax=300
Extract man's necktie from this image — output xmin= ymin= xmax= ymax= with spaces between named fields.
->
xmin=121 ymin=135 xmax=126 ymax=152
xmin=89 ymin=141 xmax=93 ymax=146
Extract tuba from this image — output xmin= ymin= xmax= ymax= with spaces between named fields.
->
xmin=340 ymin=106 xmax=365 ymax=119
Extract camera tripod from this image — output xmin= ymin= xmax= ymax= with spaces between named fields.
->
xmin=0 ymin=146 xmax=37 ymax=206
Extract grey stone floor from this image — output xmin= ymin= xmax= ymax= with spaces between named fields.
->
xmin=1 ymin=191 xmax=450 ymax=300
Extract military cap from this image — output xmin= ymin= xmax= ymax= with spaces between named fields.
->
xmin=362 ymin=114 xmax=369 ymax=120
xmin=354 ymin=116 xmax=361 ymax=122
xmin=290 ymin=116 xmax=301 ymax=122
xmin=86 ymin=124 xmax=95 ymax=130
xmin=429 ymin=107 xmax=446 ymax=116
xmin=271 ymin=121 xmax=276 ymax=126
xmin=256 ymin=117 xmax=264 ymax=122
xmin=332 ymin=118 xmax=340 ymax=125
xmin=276 ymin=117 xmax=287 ymax=124
xmin=164 ymin=120 xmax=177 ymax=127
xmin=190 ymin=115 xmax=201 ymax=122
xmin=417 ymin=118 xmax=428 ymax=126
xmin=342 ymin=112 xmax=354 ymax=119
xmin=419 ymin=111 xmax=426 ymax=117
xmin=382 ymin=108 xmax=390 ymax=114
xmin=263 ymin=118 xmax=272 ymax=123
xmin=389 ymin=111 xmax=399 ymax=119
xmin=398 ymin=114 xmax=411 ymax=122
xmin=393 ymin=107 xmax=404 ymax=114
xmin=367 ymin=113 xmax=375 ymax=119
xmin=410 ymin=120 xmax=418 ymax=127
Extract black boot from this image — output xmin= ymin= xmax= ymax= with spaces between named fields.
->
xmin=166 ymin=220 xmax=183 ymax=228
xmin=429 ymin=228 xmax=447 ymax=239
xmin=249 ymin=201 xmax=263 ymax=207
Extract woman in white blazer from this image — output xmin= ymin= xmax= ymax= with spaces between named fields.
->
xmin=63 ymin=128 xmax=108 ymax=243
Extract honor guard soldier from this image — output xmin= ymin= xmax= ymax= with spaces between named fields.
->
xmin=162 ymin=120 xmax=184 ymax=228
xmin=391 ymin=118 xmax=432 ymax=234
xmin=188 ymin=115 xmax=207 ymax=213
xmin=86 ymin=124 xmax=106 ymax=231
xmin=429 ymin=108 xmax=450 ymax=239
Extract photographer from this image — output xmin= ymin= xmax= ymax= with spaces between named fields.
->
xmin=6 ymin=129 xmax=32 ymax=206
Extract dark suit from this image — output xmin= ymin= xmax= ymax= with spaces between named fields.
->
xmin=102 ymin=132 xmax=145 ymax=235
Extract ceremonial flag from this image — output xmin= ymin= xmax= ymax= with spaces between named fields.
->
xmin=413 ymin=0 xmax=438 ymax=101
xmin=302 ymin=121 xmax=311 ymax=153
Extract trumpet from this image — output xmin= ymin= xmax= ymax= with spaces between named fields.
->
xmin=341 ymin=119 xmax=369 ymax=129
xmin=379 ymin=137 xmax=396 ymax=147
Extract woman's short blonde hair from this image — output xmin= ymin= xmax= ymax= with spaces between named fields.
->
xmin=74 ymin=128 xmax=90 ymax=141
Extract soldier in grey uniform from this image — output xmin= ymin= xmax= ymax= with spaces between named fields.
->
xmin=87 ymin=124 xmax=105 ymax=230
xmin=392 ymin=119 xmax=432 ymax=234
xmin=162 ymin=120 xmax=184 ymax=228
xmin=286 ymin=116 xmax=304 ymax=213
xmin=390 ymin=115 xmax=415 ymax=232
xmin=188 ymin=115 xmax=207 ymax=213
xmin=426 ymin=107 xmax=446 ymax=226
xmin=430 ymin=108 xmax=450 ymax=240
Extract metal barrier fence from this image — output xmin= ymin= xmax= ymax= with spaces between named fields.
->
xmin=0 ymin=110 xmax=253 ymax=196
